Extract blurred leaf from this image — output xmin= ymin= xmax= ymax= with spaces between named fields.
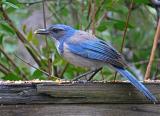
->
xmin=113 ymin=20 xmax=133 ymax=30
xmin=22 ymin=24 xmax=27 ymax=34
xmin=32 ymin=38 xmax=39 ymax=46
xmin=2 ymin=73 xmax=21 ymax=80
xmin=104 ymin=1 xmax=128 ymax=14
xmin=112 ymin=18 xmax=134 ymax=30
xmin=60 ymin=7 xmax=68 ymax=16
xmin=134 ymin=0 xmax=150 ymax=4
xmin=0 ymin=23 xmax=15 ymax=35
xmin=97 ymin=19 xmax=134 ymax=32
xmin=30 ymin=69 xmax=46 ymax=80
xmin=0 ymin=34 xmax=4 ymax=45
xmin=97 ymin=21 xmax=111 ymax=32
xmin=112 ymin=36 xmax=123 ymax=50
xmin=27 ymin=30 xmax=33 ymax=41
xmin=27 ymin=30 xmax=39 ymax=46
xmin=2 ymin=1 xmax=19 ymax=9
xmin=32 ymin=70 xmax=43 ymax=77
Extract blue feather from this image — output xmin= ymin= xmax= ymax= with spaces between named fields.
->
xmin=114 ymin=66 xmax=157 ymax=102
xmin=67 ymin=39 xmax=126 ymax=67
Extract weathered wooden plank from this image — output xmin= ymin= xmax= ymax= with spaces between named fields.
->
xmin=37 ymin=82 xmax=160 ymax=104
xmin=0 ymin=104 xmax=160 ymax=116
xmin=0 ymin=81 xmax=159 ymax=104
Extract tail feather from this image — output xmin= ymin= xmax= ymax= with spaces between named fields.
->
xmin=114 ymin=67 xmax=157 ymax=103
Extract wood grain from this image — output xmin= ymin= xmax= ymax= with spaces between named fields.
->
xmin=0 ymin=81 xmax=159 ymax=104
xmin=0 ymin=104 xmax=160 ymax=116
xmin=0 ymin=81 xmax=160 ymax=116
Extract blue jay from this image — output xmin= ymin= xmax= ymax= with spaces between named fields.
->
xmin=35 ymin=24 xmax=157 ymax=102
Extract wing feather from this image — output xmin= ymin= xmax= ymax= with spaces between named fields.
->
xmin=66 ymin=39 xmax=127 ymax=68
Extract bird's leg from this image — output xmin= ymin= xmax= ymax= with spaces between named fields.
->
xmin=72 ymin=70 xmax=95 ymax=81
xmin=87 ymin=68 xmax=102 ymax=81
xmin=72 ymin=68 xmax=102 ymax=81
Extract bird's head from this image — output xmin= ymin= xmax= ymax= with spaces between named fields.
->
xmin=34 ymin=24 xmax=75 ymax=40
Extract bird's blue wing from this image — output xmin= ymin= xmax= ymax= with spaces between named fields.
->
xmin=66 ymin=39 xmax=127 ymax=68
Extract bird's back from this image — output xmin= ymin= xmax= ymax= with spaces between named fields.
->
xmin=63 ymin=30 xmax=127 ymax=68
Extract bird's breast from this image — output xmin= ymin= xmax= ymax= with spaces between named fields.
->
xmin=55 ymin=40 xmax=63 ymax=55
xmin=62 ymin=43 xmax=104 ymax=69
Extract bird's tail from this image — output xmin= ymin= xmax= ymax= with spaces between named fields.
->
xmin=114 ymin=66 xmax=157 ymax=103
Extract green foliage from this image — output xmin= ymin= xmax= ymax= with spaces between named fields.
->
xmin=0 ymin=23 xmax=15 ymax=35
xmin=0 ymin=0 xmax=159 ymax=81
xmin=2 ymin=1 xmax=19 ymax=9
xmin=0 ymin=34 xmax=4 ymax=45
xmin=2 ymin=73 xmax=21 ymax=80
xmin=30 ymin=69 xmax=45 ymax=80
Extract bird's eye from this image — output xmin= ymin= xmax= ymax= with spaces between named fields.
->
xmin=52 ymin=28 xmax=63 ymax=33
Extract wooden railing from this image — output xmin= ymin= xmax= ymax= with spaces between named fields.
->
xmin=0 ymin=81 xmax=159 ymax=116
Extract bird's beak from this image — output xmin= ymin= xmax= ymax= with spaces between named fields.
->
xmin=34 ymin=28 xmax=49 ymax=35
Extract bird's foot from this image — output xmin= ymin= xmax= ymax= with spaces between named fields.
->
xmin=72 ymin=70 xmax=95 ymax=81
xmin=87 ymin=68 xmax=102 ymax=81
xmin=72 ymin=68 xmax=102 ymax=82
xmin=71 ymin=80 xmax=88 ymax=84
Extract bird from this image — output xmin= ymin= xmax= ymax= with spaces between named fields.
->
xmin=35 ymin=24 xmax=157 ymax=102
